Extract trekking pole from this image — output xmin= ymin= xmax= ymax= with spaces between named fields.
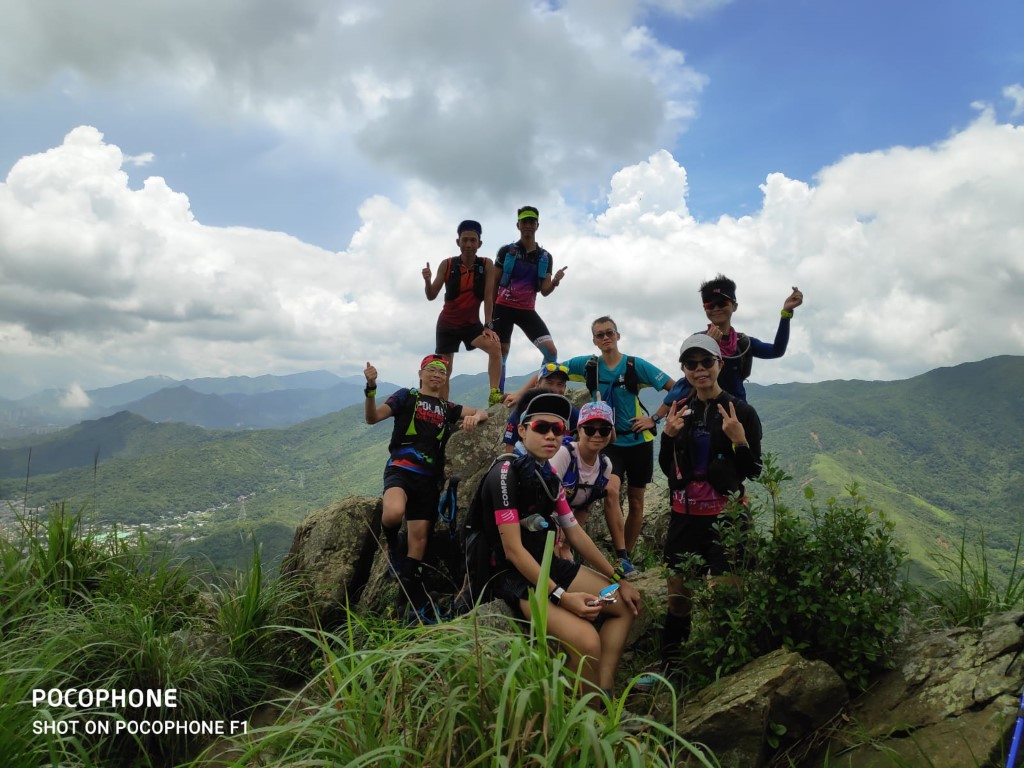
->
xmin=1006 ymin=614 xmax=1024 ymax=768
xmin=1008 ymin=687 xmax=1024 ymax=768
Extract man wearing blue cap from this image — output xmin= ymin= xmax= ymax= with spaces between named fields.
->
xmin=423 ymin=219 xmax=504 ymax=406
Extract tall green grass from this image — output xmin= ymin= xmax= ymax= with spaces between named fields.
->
xmin=189 ymin=614 xmax=716 ymax=768
xmin=915 ymin=528 xmax=1024 ymax=628
xmin=0 ymin=503 xmax=293 ymax=767
xmin=190 ymin=534 xmax=718 ymax=768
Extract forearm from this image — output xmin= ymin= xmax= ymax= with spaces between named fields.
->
xmin=505 ymin=543 xmax=557 ymax=593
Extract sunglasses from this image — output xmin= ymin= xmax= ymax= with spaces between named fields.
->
xmin=702 ymin=299 xmax=731 ymax=310
xmin=526 ymin=420 xmax=566 ymax=437
xmin=541 ymin=363 xmax=569 ymax=376
xmin=580 ymin=424 xmax=612 ymax=437
xmin=592 ymin=329 xmax=617 ymax=339
xmin=682 ymin=356 xmax=719 ymax=371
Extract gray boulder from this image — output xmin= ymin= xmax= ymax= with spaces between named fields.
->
xmin=824 ymin=610 xmax=1024 ymax=768
xmin=676 ymin=648 xmax=848 ymax=768
xmin=280 ymin=496 xmax=383 ymax=625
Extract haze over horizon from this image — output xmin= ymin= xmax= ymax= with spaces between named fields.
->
xmin=1 ymin=1 xmax=1022 ymax=400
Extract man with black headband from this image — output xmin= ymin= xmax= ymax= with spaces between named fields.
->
xmin=490 ymin=206 xmax=567 ymax=388
xmin=364 ymin=355 xmax=489 ymax=621
xmin=422 ymin=219 xmax=503 ymax=406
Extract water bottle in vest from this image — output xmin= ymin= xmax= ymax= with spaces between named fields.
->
xmin=520 ymin=514 xmax=550 ymax=531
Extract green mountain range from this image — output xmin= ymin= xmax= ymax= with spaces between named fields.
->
xmin=1 ymin=358 xmax=1020 ymax=577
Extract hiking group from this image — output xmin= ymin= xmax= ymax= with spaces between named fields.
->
xmin=367 ymin=205 xmax=804 ymax=697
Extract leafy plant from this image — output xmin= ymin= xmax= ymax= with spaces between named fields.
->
xmin=681 ymin=454 xmax=909 ymax=692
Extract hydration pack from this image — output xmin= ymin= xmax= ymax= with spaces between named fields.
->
xmin=443 ymin=256 xmax=487 ymax=302
xmin=498 ymin=242 xmax=550 ymax=291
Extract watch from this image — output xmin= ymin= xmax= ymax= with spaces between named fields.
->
xmin=548 ymin=586 xmax=565 ymax=605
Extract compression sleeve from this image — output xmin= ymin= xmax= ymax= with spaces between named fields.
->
xmin=553 ymin=493 xmax=578 ymax=528
xmin=748 ymin=316 xmax=791 ymax=360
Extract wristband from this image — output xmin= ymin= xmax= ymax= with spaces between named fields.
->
xmin=549 ymin=586 xmax=565 ymax=605
xmin=364 ymin=385 xmax=377 ymax=398
xmin=780 ymin=310 xmax=794 ymax=319
xmin=732 ymin=442 xmax=749 ymax=452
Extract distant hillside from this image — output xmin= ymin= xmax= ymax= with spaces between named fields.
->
xmin=750 ymin=355 xmax=1024 ymax=575
xmin=0 ymin=371 xmax=395 ymax=436
xmin=0 ymin=411 xmax=223 ymax=479
xmin=3 ymin=357 xmax=1020 ymax=576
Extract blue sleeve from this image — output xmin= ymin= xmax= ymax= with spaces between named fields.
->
xmin=633 ymin=357 xmax=670 ymax=391
xmin=662 ymin=379 xmax=693 ymax=406
xmin=502 ymin=412 xmax=519 ymax=445
xmin=748 ymin=317 xmax=791 ymax=360
xmin=563 ymin=355 xmax=591 ymax=382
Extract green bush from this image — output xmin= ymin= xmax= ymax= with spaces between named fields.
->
xmin=682 ymin=455 xmax=909 ymax=691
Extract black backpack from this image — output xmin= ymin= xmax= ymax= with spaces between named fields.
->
xmin=443 ymin=256 xmax=487 ymax=302
xmin=460 ymin=457 xmax=509 ymax=606
xmin=583 ymin=355 xmax=656 ymax=434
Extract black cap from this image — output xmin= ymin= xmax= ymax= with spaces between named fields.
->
xmin=521 ymin=392 xmax=572 ymax=423
xmin=457 ymin=219 xmax=482 ymax=236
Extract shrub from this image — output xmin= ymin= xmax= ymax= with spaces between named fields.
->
xmin=682 ymin=455 xmax=909 ymax=691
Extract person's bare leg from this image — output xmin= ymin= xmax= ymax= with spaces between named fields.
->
xmin=623 ymin=485 xmax=646 ymax=553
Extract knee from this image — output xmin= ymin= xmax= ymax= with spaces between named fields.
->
xmin=381 ymin=504 xmax=404 ymax=528
xmin=575 ymin=631 xmax=602 ymax=661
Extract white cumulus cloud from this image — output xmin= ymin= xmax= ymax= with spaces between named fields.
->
xmin=1 ymin=107 xmax=1022 ymax=397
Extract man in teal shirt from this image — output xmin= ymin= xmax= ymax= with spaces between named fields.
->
xmin=562 ymin=316 xmax=674 ymax=559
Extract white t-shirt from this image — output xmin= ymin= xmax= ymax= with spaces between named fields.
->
xmin=550 ymin=442 xmax=613 ymax=509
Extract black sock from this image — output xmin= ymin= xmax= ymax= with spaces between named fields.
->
xmin=615 ymin=549 xmax=629 ymax=560
xmin=382 ymin=523 xmax=401 ymax=553
xmin=661 ymin=612 xmax=692 ymax=668
xmin=399 ymin=557 xmax=427 ymax=609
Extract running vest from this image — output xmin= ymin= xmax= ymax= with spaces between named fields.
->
xmin=443 ymin=257 xmax=487 ymax=302
xmin=387 ymin=388 xmax=450 ymax=460
xmin=560 ymin=442 xmax=610 ymax=508
xmin=498 ymin=242 xmax=550 ymax=290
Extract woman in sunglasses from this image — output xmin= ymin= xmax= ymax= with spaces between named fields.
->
xmin=644 ymin=333 xmax=763 ymax=685
xmin=477 ymin=390 xmax=642 ymax=699
xmin=548 ymin=400 xmax=632 ymax=575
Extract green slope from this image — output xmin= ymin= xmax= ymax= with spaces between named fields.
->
xmin=4 ymin=357 xmax=1021 ymax=576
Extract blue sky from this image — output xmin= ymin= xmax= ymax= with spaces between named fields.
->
xmin=0 ymin=0 xmax=1021 ymax=401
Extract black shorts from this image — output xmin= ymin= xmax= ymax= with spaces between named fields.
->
xmin=492 ymin=306 xmax=552 ymax=345
xmin=382 ymin=466 xmax=442 ymax=522
xmin=435 ymin=322 xmax=485 ymax=354
xmin=664 ymin=511 xmax=749 ymax=576
xmin=493 ymin=557 xmax=582 ymax=602
xmin=602 ymin=441 xmax=654 ymax=489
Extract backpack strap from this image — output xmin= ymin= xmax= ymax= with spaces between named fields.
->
xmin=535 ymin=248 xmax=550 ymax=290
xmin=562 ymin=443 xmax=610 ymax=507
xmin=498 ymin=243 xmax=518 ymax=287
xmin=442 ymin=258 xmax=459 ymax=302
xmin=736 ymin=333 xmax=753 ymax=381
xmin=472 ymin=257 xmax=487 ymax=300
xmin=584 ymin=355 xmax=599 ymax=395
